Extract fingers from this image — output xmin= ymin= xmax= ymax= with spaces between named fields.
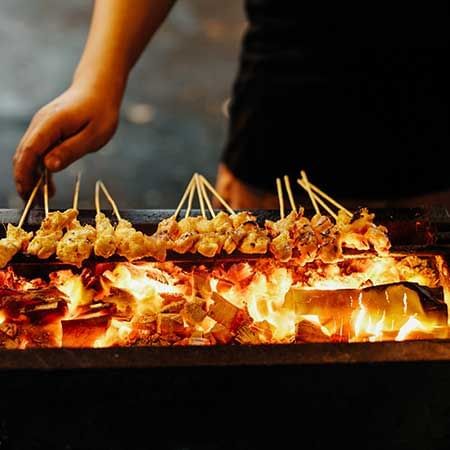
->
xmin=43 ymin=124 xmax=104 ymax=172
xmin=13 ymin=107 xmax=78 ymax=198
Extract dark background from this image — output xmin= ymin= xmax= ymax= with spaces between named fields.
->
xmin=0 ymin=0 xmax=244 ymax=209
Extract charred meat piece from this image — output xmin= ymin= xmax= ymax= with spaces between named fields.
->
xmin=27 ymin=209 xmax=78 ymax=259
xmin=0 ymin=225 xmax=33 ymax=268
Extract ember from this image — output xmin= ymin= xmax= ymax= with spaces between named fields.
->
xmin=1 ymin=252 xmax=448 ymax=348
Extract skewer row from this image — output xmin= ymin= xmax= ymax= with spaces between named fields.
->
xmin=1 ymin=170 xmax=392 ymax=269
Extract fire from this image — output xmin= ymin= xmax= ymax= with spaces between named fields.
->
xmin=102 ymin=263 xmax=179 ymax=315
xmin=396 ymin=316 xmax=428 ymax=341
xmin=221 ymin=268 xmax=296 ymax=341
xmin=1 ymin=254 xmax=449 ymax=348
xmin=55 ymin=271 xmax=94 ymax=317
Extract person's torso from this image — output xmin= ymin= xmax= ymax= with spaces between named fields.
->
xmin=224 ymin=1 xmax=449 ymax=198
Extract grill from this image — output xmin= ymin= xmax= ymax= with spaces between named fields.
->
xmin=2 ymin=207 xmax=450 ymax=449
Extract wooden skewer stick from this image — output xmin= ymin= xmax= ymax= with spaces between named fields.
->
xmin=73 ymin=172 xmax=81 ymax=211
xmin=302 ymin=176 xmax=352 ymax=217
xmin=17 ymin=175 xmax=44 ymax=229
xmin=199 ymin=175 xmax=235 ymax=216
xmin=184 ymin=177 xmax=196 ymax=218
xmin=283 ymin=175 xmax=297 ymax=213
xmin=174 ymin=175 xmax=196 ymax=219
xmin=276 ymin=178 xmax=285 ymax=219
xmin=199 ymin=176 xmax=216 ymax=218
xmin=99 ymin=181 xmax=122 ymax=221
xmin=299 ymin=170 xmax=320 ymax=215
xmin=195 ymin=174 xmax=206 ymax=218
xmin=43 ymin=168 xmax=49 ymax=218
xmin=95 ymin=181 xmax=101 ymax=216
xmin=298 ymin=179 xmax=337 ymax=220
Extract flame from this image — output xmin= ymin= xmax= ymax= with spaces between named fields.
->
xmin=220 ymin=268 xmax=296 ymax=341
xmin=103 ymin=263 xmax=180 ymax=316
xmin=95 ymin=319 xmax=133 ymax=348
xmin=395 ymin=316 xmax=427 ymax=341
xmin=1 ymin=252 xmax=447 ymax=348
xmin=57 ymin=274 xmax=94 ymax=317
xmin=300 ymin=314 xmax=332 ymax=336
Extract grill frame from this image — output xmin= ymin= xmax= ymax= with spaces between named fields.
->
xmin=2 ymin=206 xmax=450 ymax=368
xmin=2 ymin=340 xmax=450 ymax=370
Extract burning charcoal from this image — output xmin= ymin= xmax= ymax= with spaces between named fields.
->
xmin=193 ymin=272 xmax=212 ymax=299
xmin=102 ymin=289 xmax=135 ymax=321
xmin=1 ymin=287 xmax=69 ymax=324
xmin=25 ymin=300 xmax=68 ymax=325
xmin=174 ymin=334 xmax=212 ymax=346
xmin=235 ymin=324 xmax=264 ymax=344
xmin=157 ymin=313 xmax=191 ymax=338
xmin=296 ymin=320 xmax=332 ymax=343
xmin=182 ymin=301 xmax=207 ymax=325
xmin=62 ymin=316 xmax=111 ymax=348
xmin=160 ymin=300 xmax=185 ymax=314
xmin=75 ymin=302 xmax=117 ymax=319
xmin=0 ymin=323 xmax=19 ymax=348
xmin=208 ymin=292 xmax=245 ymax=330
xmin=160 ymin=293 xmax=186 ymax=314
xmin=236 ymin=321 xmax=274 ymax=344
xmin=20 ymin=323 xmax=62 ymax=348
xmin=210 ymin=323 xmax=233 ymax=344
xmin=289 ymin=282 xmax=448 ymax=342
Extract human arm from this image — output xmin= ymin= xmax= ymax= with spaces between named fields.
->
xmin=14 ymin=0 xmax=176 ymax=198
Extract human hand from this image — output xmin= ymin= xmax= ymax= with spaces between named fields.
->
xmin=214 ymin=163 xmax=278 ymax=210
xmin=13 ymin=82 xmax=122 ymax=199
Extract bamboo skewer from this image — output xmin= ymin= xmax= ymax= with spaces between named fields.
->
xmin=174 ymin=175 xmax=196 ymax=219
xmin=283 ymin=175 xmax=297 ymax=213
xmin=298 ymin=179 xmax=337 ymax=220
xmin=276 ymin=178 xmax=285 ymax=219
xmin=73 ymin=172 xmax=81 ymax=211
xmin=195 ymin=174 xmax=206 ymax=218
xmin=199 ymin=177 xmax=216 ymax=218
xmin=17 ymin=175 xmax=44 ymax=229
xmin=99 ymin=181 xmax=122 ymax=221
xmin=43 ymin=169 xmax=49 ymax=218
xmin=300 ymin=176 xmax=352 ymax=218
xmin=94 ymin=181 xmax=101 ymax=216
xmin=184 ymin=178 xmax=196 ymax=218
xmin=199 ymin=175 xmax=235 ymax=216
xmin=300 ymin=171 xmax=320 ymax=215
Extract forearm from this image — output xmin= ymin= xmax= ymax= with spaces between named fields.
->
xmin=74 ymin=0 xmax=176 ymax=101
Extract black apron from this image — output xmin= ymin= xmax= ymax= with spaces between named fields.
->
xmin=222 ymin=1 xmax=449 ymax=199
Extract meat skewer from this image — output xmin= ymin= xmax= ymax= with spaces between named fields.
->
xmin=296 ymin=170 xmax=390 ymax=257
xmin=99 ymin=181 xmax=166 ymax=261
xmin=93 ymin=180 xmax=118 ymax=259
xmin=56 ymin=173 xmax=96 ymax=267
xmin=0 ymin=175 xmax=43 ymax=268
xmin=27 ymin=169 xmax=78 ymax=259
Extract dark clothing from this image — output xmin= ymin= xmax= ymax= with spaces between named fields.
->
xmin=223 ymin=2 xmax=449 ymax=199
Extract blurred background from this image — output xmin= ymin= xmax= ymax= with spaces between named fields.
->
xmin=0 ymin=0 xmax=245 ymax=209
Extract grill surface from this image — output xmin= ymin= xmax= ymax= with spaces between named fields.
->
xmin=2 ymin=208 xmax=450 ymax=449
